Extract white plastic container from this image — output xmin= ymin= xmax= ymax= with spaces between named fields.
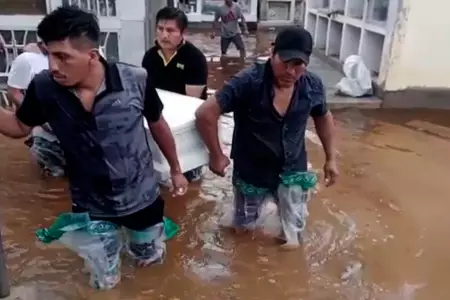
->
xmin=144 ymin=89 xmax=209 ymax=182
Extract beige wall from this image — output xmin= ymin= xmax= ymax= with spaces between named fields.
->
xmin=382 ymin=0 xmax=450 ymax=91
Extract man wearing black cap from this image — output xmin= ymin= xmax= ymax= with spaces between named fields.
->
xmin=195 ymin=27 xmax=338 ymax=248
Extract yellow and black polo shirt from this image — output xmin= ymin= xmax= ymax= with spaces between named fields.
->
xmin=141 ymin=40 xmax=208 ymax=99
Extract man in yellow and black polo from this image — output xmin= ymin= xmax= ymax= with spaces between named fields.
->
xmin=142 ymin=7 xmax=208 ymax=182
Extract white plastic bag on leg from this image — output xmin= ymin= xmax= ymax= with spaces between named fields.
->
xmin=336 ymin=55 xmax=373 ymax=97
xmin=218 ymin=188 xmax=282 ymax=236
xmin=277 ymin=185 xmax=310 ymax=246
xmin=255 ymin=197 xmax=282 ymax=238
xmin=124 ymin=222 xmax=166 ymax=266
xmin=276 ymin=172 xmax=317 ymax=246
xmin=58 ymin=222 xmax=123 ymax=290
xmin=218 ymin=201 xmax=234 ymax=228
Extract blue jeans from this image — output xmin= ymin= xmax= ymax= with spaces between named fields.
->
xmin=184 ymin=166 xmax=204 ymax=182
xmin=220 ymin=34 xmax=245 ymax=55
xmin=73 ymin=197 xmax=166 ymax=265
xmin=233 ymin=178 xmax=312 ymax=245
xmin=28 ymin=136 xmax=66 ymax=177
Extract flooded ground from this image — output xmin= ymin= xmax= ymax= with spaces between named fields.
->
xmin=1 ymin=33 xmax=449 ymax=300
xmin=3 ymin=107 xmax=450 ymax=300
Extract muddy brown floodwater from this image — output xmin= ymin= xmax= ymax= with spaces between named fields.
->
xmin=3 ymin=105 xmax=450 ymax=300
xmin=1 ymin=33 xmax=450 ymax=299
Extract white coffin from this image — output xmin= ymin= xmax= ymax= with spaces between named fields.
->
xmin=144 ymin=89 xmax=209 ymax=182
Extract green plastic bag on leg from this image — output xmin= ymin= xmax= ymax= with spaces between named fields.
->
xmin=36 ymin=213 xmax=122 ymax=290
xmin=35 ymin=214 xmax=180 ymax=290
xmin=163 ymin=217 xmax=179 ymax=240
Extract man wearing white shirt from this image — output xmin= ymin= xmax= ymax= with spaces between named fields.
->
xmin=7 ymin=41 xmax=66 ymax=177
xmin=7 ymin=43 xmax=48 ymax=108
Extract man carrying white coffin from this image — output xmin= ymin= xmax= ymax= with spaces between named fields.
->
xmin=142 ymin=7 xmax=208 ymax=182
xmin=195 ymin=27 xmax=339 ymax=248
xmin=0 ymin=7 xmax=189 ymax=286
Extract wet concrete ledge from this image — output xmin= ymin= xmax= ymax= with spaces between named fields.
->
xmin=327 ymin=95 xmax=382 ymax=110
xmin=381 ymin=88 xmax=450 ymax=110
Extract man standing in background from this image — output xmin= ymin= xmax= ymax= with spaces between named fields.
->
xmin=211 ymin=0 xmax=249 ymax=62
xmin=142 ymin=7 xmax=208 ymax=182
xmin=7 ymin=40 xmax=66 ymax=177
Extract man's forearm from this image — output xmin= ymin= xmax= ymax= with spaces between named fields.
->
xmin=313 ymin=112 xmax=336 ymax=161
xmin=0 ymin=108 xmax=31 ymax=139
xmin=149 ymin=118 xmax=182 ymax=174
xmin=195 ymin=115 xmax=223 ymax=158
xmin=7 ymin=89 xmax=24 ymax=108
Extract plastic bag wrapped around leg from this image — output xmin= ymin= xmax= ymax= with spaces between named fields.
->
xmin=29 ymin=136 xmax=66 ymax=177
xmin=60 ymin=223 xmax=123 ymax=289
xmin=219 ymin=195 xmax=282 ymax=237
xmin=124 ymin=222 xmax=166 ymax=266
xmin=255 ymin=198 xmax=282 ymax=237
xmin=36 ymin=214 xmax=123 ymax=290
xmin=232 ymin=178 xmax=270 ymax=230
xmin=277 ymin=172 xmax=317 ymax=247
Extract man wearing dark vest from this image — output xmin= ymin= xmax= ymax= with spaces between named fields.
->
xmin=0 ymin=6 xmax=188 ymax=284
xmin=142 ymin=7 xmax=208 ymax=182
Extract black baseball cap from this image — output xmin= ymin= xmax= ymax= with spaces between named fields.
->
xmin=272 ymin=27 xmax=313 ymax=64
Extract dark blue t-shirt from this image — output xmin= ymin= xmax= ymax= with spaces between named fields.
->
xmin=216 ymin=61 xmax=328 ymax=190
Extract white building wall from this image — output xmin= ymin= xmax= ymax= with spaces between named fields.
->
xmin=382 ymin=0 xmax=450 ymax=91
xmin=304 ymin=0 xmax=397 ymax=87
xmin=305 ymin=0 xmax=450 ymax=94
